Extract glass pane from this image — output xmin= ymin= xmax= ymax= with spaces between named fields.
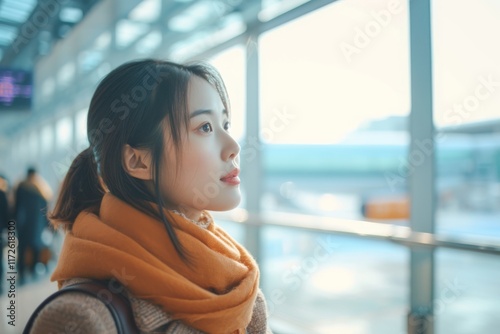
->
xmin=41 ymin=77 xmax=55 ymax=101
xmin=259 ymin=0 xmax=311 ymax=22
xmin=79 ymin=50 xmax=103 ymax=73
xmin=136 ymin=29 xmax=162 ymax=54
xmin=115 ymin=19 xmax=150 ymax=49
xmin=432 ymin=0 xmax=500 ymax=128
xmin=57 ymin=62 xmax=75 ymax=89
xmin=436 ymin=249 xmax=500 ymax=333
xmin=262 ymin=226 xmax=408 ymax=333
xmin=29 ymin=130 xmax=38 ymax=159
xmin=209 ymin=45 xmax=246 ymax=142
xmin=216 ymin=219 xmax=245 ymax=245
xmin=432 ymin=0 xmax=500 ymax=240
xmin=41 ymin=124 xmax=54 ymax=155
xmin=56 ymin=116 xmax=73 ymax=150
xmin=259 ymin=1 xmax=410 ymax=221
xmin=128 ymin=0 xmax=161 ymax=23
xmin=19 ymin=135 xmax=28 ymax=164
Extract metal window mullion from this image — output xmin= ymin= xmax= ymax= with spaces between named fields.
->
xmin=408 ymin=0 xmax=435 ymax=333
xmin=259 ymin=0 xmax=339 ymax=34
xmin=243 ymin=28 xmax=262 ymax=264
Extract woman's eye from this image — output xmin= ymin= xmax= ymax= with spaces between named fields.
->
xmin=200 ymin=123 xmax=213 ymax=133
xmin=224 ymin=121 xmax=231 ymax=131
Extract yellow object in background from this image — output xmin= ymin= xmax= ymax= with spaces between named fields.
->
xmin=363 ymin=196 xmax=410 ymax=220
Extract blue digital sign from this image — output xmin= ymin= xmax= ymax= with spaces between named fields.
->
xmin=0 ymin=68 xmax=32 ymax=111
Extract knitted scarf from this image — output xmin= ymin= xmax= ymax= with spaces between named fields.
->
xmin=51 ymin=193 xmax=259 ymax=333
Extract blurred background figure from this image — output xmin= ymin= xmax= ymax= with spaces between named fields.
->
xmin=14 ymin=167 xmax=53 ymax=285
xmin=0 ymin=173 xmax=11 ymax=293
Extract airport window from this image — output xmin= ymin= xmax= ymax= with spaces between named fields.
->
xmin=209 ymin=45 xmax=246 ymax=142
xmin=29 ymin=129 xmax=38 ymax=159
xmin=135 ymin=29 xmax=162 ymax=55
xmin=259 ymin=1 xmax=411 ymax=220
xmin=78 ymin=50 xmax=104 ymax=73
xmin=432 ymin=0 xmax=500 ymax=241
xmin=56 ymin=117 xmax=72 ymax=151
xmin=2 ymin=1 xmax=499 ymax=333
xmin=41 ymin=77 xmax=55 ymax=101
xmin=436 ymin=249 xmax=500 ymax=332
xmin=41 ymin=123 xmax=54 ymax=155
xmin=115 ymin=19 xmax=150 ymax=50
xmin=57 ymin=62 xmax=76 ymax=89
xmin=258 ymin=1 xmax=411 ymax=330
xmin=259 ymin=0 xmax=311 ymax=22
xmin=128 ymin=0 xmax=161 ymax=23
xmin=18 ymin=135 xmax=28 ymax=164
xmin=432 ymin=0 xmax=500 ymax=128
xmin=94 ymin=31 xmax=112 ymax=51
xmin=9 ymin=143 xmax=16 ymax=169
xmin=170 ymin=17 xmax=245 ymax=61
xmin=261 ymin=225 xmax=408 ymax=332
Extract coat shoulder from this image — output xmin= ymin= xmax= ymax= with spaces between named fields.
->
xmin=29 ymin=291 xmax=117 ymax=334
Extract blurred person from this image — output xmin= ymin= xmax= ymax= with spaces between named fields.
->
xmin=14 ymin=167 xmax=53 ymax=284
xmin=27 ymin=60 xmax=270 ymax=333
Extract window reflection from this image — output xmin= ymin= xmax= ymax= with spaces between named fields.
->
xmin=262 ymin=226 xmax=407 ymax=333
xmin=436 ymin=249 xmax=500 ymax=332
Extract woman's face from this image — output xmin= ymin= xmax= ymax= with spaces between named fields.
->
xmin=160 ymin=76 xmax=241 ymax=220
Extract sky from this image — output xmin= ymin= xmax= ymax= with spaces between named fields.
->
xmin=211 ymin=0 xmax=500 ymax=144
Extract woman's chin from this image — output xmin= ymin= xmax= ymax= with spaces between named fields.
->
xmin=208 ymin=194 xmax=241 ymax=212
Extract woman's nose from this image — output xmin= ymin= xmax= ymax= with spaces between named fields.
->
xmin=223 ymin=133 xmax=240 ymax=162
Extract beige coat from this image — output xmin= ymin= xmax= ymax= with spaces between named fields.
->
xmin=29 ymin=278 xmax=272 ymax=334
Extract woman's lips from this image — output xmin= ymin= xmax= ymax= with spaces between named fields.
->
xmin=220 ymin=168 xmax=240 ymax=185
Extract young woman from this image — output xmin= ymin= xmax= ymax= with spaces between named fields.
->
xmin=29 ymin=60 xmax=271 ymax=333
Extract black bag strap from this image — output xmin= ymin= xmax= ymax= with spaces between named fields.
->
xmin=23 ymin=280 xmax=139 ymax=334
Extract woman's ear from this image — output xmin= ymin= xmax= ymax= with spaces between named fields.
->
xmin=122 ymin=144 xmax=153 ymax=180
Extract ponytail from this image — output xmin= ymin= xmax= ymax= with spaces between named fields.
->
xmin=49 ymin=147 xmax=105 ymax=231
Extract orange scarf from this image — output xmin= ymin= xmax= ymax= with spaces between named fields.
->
xmin=51 ymin=193 xmax=259 ymax=333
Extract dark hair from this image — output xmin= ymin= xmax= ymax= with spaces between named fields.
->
xmin=50 ymin=59 xmax=230 ymax=260
xmin=27 ymin=167 xmax=36 ymax=176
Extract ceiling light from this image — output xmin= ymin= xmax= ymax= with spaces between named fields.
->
xmin=0 ymin=0 xmax=36 ymax=22
xmin=258 ymin=0 xmax=310 ymax=22
xmin=115 ymin=19 xmax=149 ymax=49
xmin=136 ymin=30 xmax=162 ymax=54
xmin=59 ymin=7 xmax=83 ymax=23
xmin=168 ymin=0 xmax=216 ymax=32
xmin=129 ymin=0 xmax=160 ymax=23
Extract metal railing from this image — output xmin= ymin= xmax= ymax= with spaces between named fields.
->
xmin=214 ymin=209 xmax=500 ymax=256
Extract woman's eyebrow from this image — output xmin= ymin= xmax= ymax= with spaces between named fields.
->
xmin=190 ymin=109 xmax=228 ymax=118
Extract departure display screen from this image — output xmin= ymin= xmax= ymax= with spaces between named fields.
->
xmin=0 ymin=68 xmax=32 ymax=111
